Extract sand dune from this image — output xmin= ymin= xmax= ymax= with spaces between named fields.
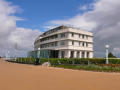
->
xmin=0 ymin=58 xmax=120 ymax=90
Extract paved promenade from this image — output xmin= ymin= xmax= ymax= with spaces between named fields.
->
xmin=0 ymin=58 xmax=120 ymax=90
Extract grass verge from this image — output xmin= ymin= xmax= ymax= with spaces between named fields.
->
xmin=53 ymin=64 xmax=120 ymax=72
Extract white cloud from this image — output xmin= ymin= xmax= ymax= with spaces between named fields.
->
xmin=113 ymin=47 xmax=120 ymax=57
xmin=48 ymin=0 xmax=120 ymax=57
xmin=43 ymin=25 xmax=58 ymax=30
xmin=49 ymin=15 xmax=97 ymax=31
xmin=0 ymin=0 xmax=41 ymax=57
xmin=79 ymin=5 xmax=88 ymax=11
xmin=79 ymin=2 xmax=94 ymax=11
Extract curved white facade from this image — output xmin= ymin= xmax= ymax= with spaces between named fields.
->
xmin=34 ymin=26 xmax=93 ymax=58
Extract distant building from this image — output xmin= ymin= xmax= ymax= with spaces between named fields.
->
xmin=28 ymin=25 xmax=93 ymax=58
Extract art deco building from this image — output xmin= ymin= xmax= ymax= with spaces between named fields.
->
xmin=29 ymin=25 xmax=93 ymax=58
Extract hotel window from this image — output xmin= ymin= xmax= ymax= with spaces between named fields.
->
xmin=70 ymin=51 xmax=74 ymax=58
xmin=87 ymin=52 xmax=89 ymax=58
xmin=82 ymin=35 xmax=84 ymax=39
xmin=61 ymin=41 xmax=65 ymax=45
xmin=77 ymin=51 xmax=80 ymax=58
xmin=71 ymin=33 xmax=74 ymax=37
xmin=47 ymin=44 xmax=49 ymax=47
xmin=79 ymin=41 xmax=81 ymax=46
xmin=51 ymin=43 xmax=54 ymax=47
xmin=82 ymin=52 xmax=85 ymax=58
xmin=86 ymin=35 xmax=88 ymax=39
xmin=55 ymin=34 xmax=58 ymax=38
xmin=55 ymin=42 xmax=58 ymax=46
xmin=40 ymin=45 xmax=42 ymax=48
xmin=82 ymin=42 xmax=85 ymax=47
xmin=72 ymin=41 xmax=74 ymax=45
xmin=61 ymin=33 xmax=65 ymax=38
xmin=61 ymin=51 xmax=65 ymax=58
xmin=79 ymin=34 xmax=81 ymax=38
xmin=86 ymin=43 xmax=88 ymax=47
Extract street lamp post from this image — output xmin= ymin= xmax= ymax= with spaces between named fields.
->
xmin=38 ymin=48 xmax=40 ymax=58
xmin=6 ymin=50 xmax=10 ymax=60
xmin=105 ymin=45 xmax=109 ymax=64
xmin=37 ymin=48 xmax=41 ymax=64
xmin=14 ymin=43 xmax=18 ymax=61
xmin=48 ymin=50 xmax=50 ymax=63
xmin=72 ymin=41 xmax=75 ymax=65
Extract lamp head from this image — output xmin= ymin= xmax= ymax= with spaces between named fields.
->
xmin=105 ymin=45 xmax=109 ymax=49
xmin=38 ymin=48 xmax=40 ymax=50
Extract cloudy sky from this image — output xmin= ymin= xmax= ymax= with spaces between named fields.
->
xmin=0 ymin=0 xmax=120 ymax=57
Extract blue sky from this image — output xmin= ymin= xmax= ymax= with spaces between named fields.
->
xmin=7 ymin=0 xmax=94 ymax=31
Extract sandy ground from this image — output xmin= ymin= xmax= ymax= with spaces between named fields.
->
xmin=0 ymin=58 xmax=120 ymax=90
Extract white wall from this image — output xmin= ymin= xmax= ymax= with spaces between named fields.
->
xmin=34 ymin=27 xmax=94 ymax=58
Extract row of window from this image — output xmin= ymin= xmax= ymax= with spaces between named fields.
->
xmin=71 ymin=32 xmax=88 ymax=39
xmin=60 ymin=40 xmax=89 ymax=47
xmin=39 ymin=41 xmax=90 ymax=49
xmin=35 ymin=33 xmax=65 ymax=44
xmin=60 ymin=33 xmax=89 ymax=39
xmin=61 ymin=51 xmax=90 ymax=58
xmin=40 ymin=34 xmax=58 ymax=42
xmin=72 ymin=51 xmax=90 ymax=58
xmin=41 ymin=33 xmax=66 ymax=42
xmin=71 ymin=41 xmax=89 ymax=47
xmin=40 ymin=42 xmax=58 ymax=48
xmin=43 ymin=26 xmax=67 ymax=36
xmin=35 ymin=32 xmax=90 ymax=44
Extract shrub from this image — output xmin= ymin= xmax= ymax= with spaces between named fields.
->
xmin=15 ymin=58 xmax=36 ymax=64
xmin=98 ymin=64 xmax=120 ymax=68
xmin=7 ymin=58 xmax=120 ymax=66
xmin=109 ymin=59 xmax=120 ymax=64
xmin=39 ymin=58 xmax=49 ymax=64
xmin=108 ymin=52 xmax=116 ymax=58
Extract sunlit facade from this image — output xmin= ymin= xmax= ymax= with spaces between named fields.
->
xmin=29 ymin=25 xmax=93 ymax=58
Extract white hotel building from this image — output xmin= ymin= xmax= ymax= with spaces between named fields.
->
xmin=32 ymin=25 xmax=93 ymax=58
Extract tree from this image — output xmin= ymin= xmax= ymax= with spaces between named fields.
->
xmin=108 ymin=52 xmax=116 ymax=58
